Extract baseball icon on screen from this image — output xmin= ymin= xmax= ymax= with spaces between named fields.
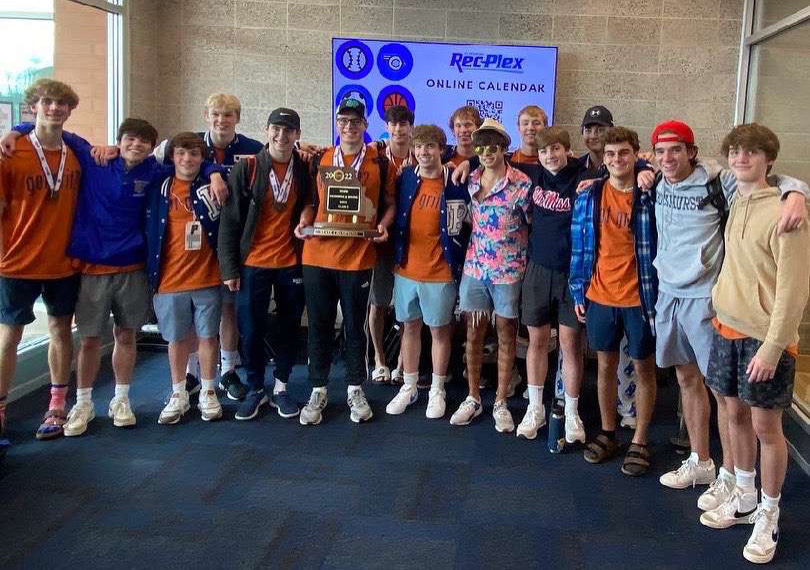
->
xmin=336 ymin=40 xmax=373 ymax=80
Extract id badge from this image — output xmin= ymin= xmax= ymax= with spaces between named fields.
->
xmin=185 ymin=221 xmax=202 ymax=251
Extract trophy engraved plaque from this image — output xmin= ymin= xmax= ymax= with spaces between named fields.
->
xmin=301 ymin=165 xmax=381 ymax=238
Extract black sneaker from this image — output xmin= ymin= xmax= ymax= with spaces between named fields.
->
xmin=218 ymin=370 xmax=247 ymax=401
xmin=235 ymin=391 xmax=268 ymax=421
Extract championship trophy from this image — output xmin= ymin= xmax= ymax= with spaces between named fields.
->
xmin=300 ymin=165 xmax=381 ymax=238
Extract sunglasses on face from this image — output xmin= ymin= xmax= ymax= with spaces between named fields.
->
xmin=474 ymin=144 xmax=501 ymax=156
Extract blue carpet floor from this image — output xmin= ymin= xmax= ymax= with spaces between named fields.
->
xmin=1 ymin=352 xmax=808 ymax=569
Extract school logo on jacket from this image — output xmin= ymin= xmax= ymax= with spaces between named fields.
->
xmin=195 ymin=184 xmax=221 ymax=221
xmin=133 ymin=180 xmax=148 ymax=196
xmin=446 ymin=200 xmax=467 ymax=236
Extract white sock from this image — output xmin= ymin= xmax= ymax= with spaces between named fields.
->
xmin=718 ymin=466 xmax=735 ymax=482
xmin=736 ymin=467 xmax=758 ymax=511
xmin=431 ymin=374 xmax=447 ymax=391
xmin=688 ymin=451 xmax=712 ymax=467
xmin=221 ymin=350 xmax=239 ymax=373
xmin=273 ymin=378 xmax=286 ymax=395
xmin=172 ymin=381 xmax=186 ymax=395
xmin=114 ymin=384 xmax=130 ymax=399
xmin=201 ymin=378 xmax=215 ymax=392
xmin=527 ymin=384 xmax=543 ymax=407
xmin=76 ymin=387 xmax=92 ymax=404
xmin=761 ymin=492 xmax=780 ymax=511
xmin=403 ymin=372 xmax=418 ymax=389
xmin=347 ymin=385 xmax=362 ymax=396
xmin=186 ymin=352 xmax=199 ymax=377
xmin=313 ymin=386 xmax=327 ymax=395
xmin=564 ymin=393 xmax=578 ymax=416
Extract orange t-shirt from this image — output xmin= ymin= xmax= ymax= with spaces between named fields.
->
xmin=511 ymin=150 xmax=539 ymax=164
xmin=157 ymin=178 xmax=221 ymax=293
xmin=586 ymin=182 xmax=640 ymax=307
xmin=397 ymin=176 xmax=452 ymax=283
xmin=212 ymin=147 xmax=225 ymax=164
xmin=302 ymin=145 xmax=396 ymax=271
xmin=82 ymin=262 xmax=145 ymax=276
xmin=0 ymin=136 xmax=80 ymax=279
xmin=446 ymin=152 xmax=472 ymax=167
xmin=244 ymin=160 xmax=298 ymax=269
xmin=712 ymin=317 xmax=799 ymax=358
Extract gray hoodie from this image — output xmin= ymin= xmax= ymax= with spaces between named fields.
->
xmin=654 ymin=161 xmax=809 ymax=298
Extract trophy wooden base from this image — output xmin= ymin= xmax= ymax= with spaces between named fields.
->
xmin=300 ymin=224 xmax=381 ymax=238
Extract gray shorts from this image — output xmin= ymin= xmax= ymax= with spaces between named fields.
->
xmin=655 ymin=292 xmax=714 ymax=377
xmin=369 ymin=248 xmax=395 ymax=307
xmin=153 ymin=286 xmax=222 ymax=342
xmin=75 ymin=270 xmax=150 ymax=337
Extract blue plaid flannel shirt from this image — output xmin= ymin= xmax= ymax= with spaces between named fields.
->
xmin=568 ymin=178 xmax=658 ymax=329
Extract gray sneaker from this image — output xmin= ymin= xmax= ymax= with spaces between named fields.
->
xmin=347 ymin=388 xmax=373 ymax=423
xmin=300 ymin=390 xmax=328 ymax=425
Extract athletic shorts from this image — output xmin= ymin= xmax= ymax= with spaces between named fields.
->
xmin=75 ymin=270 xmax=150 ymax=337
xmin=521 ymin=261 xmax=580 ymax=329
xmin=0 ymin=274 xmax=80 ymax=325
xmin=153 ymin=286 xmax=222 ymax=342
xmin=458 ymin=274 xmax=520 ymax=319
xmin=393 ymin=274 xmax=457 ymax=327
xmin=369 ymin=248 xmax=395 ymax=307
xmin=705 ymin=331 xmax=795 ymax=409
xmin=586 ymin=301 xmax=654 ymax=360
xmin=655 ymin=292 xmax=714 ymax=376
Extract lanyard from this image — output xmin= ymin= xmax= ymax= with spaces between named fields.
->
xmin=29 ymin=132 xmax=67 ymax=199
xmin=385 ymin=143 xmax=413 ymax=168
xmin=268 ymin=157 xmax=294 ymax=206
xmin=333 ymin=144 xmax=366 ymax=174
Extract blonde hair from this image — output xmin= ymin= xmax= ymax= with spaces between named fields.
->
xmin=205 ymin=93 xmax=242 ymax=119
xmin=24 ymin=78 xmax=79 ymax=110
xmin=517 ymin=105 xmax=547 ymax=127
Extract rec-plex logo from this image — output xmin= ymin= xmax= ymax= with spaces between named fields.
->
xmin=450 ymin=52 xmax=524 ymax=73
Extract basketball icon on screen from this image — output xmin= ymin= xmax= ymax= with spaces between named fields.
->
xmin=383 ymin=92 xmax=407 ymax=110
xmin=376 ymin=85 xmax=415 ymax=121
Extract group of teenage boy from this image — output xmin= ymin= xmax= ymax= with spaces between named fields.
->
xmin=0 ymin=77 xmax=808 ymax=565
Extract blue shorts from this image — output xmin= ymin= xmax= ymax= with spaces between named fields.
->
xmin=458 ymin=274 xmax=520 ymax=319
xmin=0 ymin=274 xmax=81 ymax=325
xmin=394 ymin=274 xmax=457 ymax=327
xmin=153 ymin=286 xmax=222 ymax=342
xmin=586 ymin=301 xmax=654 ymax=359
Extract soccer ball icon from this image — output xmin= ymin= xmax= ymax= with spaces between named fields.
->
xmin=343 ymin=47 xmax=367 ymax=73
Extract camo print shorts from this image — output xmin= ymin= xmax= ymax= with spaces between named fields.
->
xmin=705 ymin=331 xmax=795 ymax=409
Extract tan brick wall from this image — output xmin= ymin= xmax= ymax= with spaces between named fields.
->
xmin=53 ymin=0 xmax=108 ymax=144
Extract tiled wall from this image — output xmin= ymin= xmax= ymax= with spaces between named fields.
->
xmin=127 ymin=0 xmax=745 ymax=157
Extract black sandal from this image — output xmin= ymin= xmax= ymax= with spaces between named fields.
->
xmin=583 ymin=434 xmax=621 ymax=464
xmin=621 ymin=443 xmax=651 ymax=476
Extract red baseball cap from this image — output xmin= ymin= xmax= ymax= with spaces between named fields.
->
xmin=651 ymin=120 xmax=695 ymax=146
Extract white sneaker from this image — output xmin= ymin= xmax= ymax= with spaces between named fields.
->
xmin=743 ymin=506 xmax=780 ymax=564
xmin=108 ymin=396 xmax=136 ymax=427
xmin=505 ymin=368 xmax=522 ymax=398
xmin=347 ymin=388 xmax=373 ymax=423
xmin=300 ymin=390 xmax=328 ymax=425
xmin=564 ymin=413 xmax=586 ymax=444
xmin=620 ymin=415 xmax=637 ymax=429
xmin=158 ymin=391 xmax=190 ymax=425
xmin=493 ymin=400 xmax=515 ymax=433
xmin=198 ymin=389 xmax=223 ymax=421
xmin=660 ymin=457 xmax=715 ymax=489
xmin=450 ymin=396 xmax=482 ymax=426
xmin=516 ymin=403 xmax=545 ymax=439
xmin=698 ymin=474 xmax=736 ymax=511
xmin=699 ymin=489 xmax=758 ymax=529
xmin=386 ymin=385 xmax=417 ymax=415
xmin=64 ymin=401 xmax=95 ymax=437
xmin=425 ymin=387 xmax=446 ymax=419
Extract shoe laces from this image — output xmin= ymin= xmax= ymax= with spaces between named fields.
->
xmin=307 ymin=391 xmax=326 ymax=409
xmin=706 ymin=475 xmax=735 ymax=497
xmin=673 ymin=458 xmax=700 ymax=488
xmin=349 ymin=391 xmax=368 ymax=408
xmin=749 ymin=507 xmax=778 ymax=543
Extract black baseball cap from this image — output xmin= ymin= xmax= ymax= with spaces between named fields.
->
xmin=581 ymin=105 xmax=614 ymax=128
xmin=266 ymin=107 xmax=300 ymax=130
xmin=336 ymin=97 xmax=366 ymax=118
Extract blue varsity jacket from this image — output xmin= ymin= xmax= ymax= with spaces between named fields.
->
xmin=198 ymin=132 xmax=263 ymax=174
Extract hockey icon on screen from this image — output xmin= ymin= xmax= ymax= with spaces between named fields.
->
xmin=376 ymin=43 xmax=414 ymax=81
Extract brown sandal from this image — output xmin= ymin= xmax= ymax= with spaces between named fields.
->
xmin=621 ymin=443 xmax=651 ymax=476
xmin=583 ymin=434 xmax=621 ymax=464
xmin=35 ymin=408 xmax=67 ymax=440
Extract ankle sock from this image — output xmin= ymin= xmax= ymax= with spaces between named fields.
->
xmin=172 ymin=381 xmax=186 ymax=395
xmin=221 ymin=350 xmax=239 ymax=373
xmin=347 ymin=385 xmax=362 ymax=396
xmin=201 ymin=379 xmax=215 ymax=392
xmin=313 ymin=386 xmax=327 ymax=395
xmin=403 ymin=372 xmax=418 ymax=389
xmin=527 ymin=384 xmax=543 ymax=407
xmin=564 ymin=393 xmax=579 ymax=416
xmin=76 ymin=387 xmax=92 ymax=405
xmin=718 ymin=466 xmax=735 ymax=482
xmin=273 ymin=378 xmax=286 ymax=395
xmin=761 ymin=492 xmax=780 ymax=511
xmin=186 ymin=352 xmax=199 ymax=377
xmin=736 ymin=467 xmax=758 ymax=511
xmin=431 ymin=374 xmax=447 ymax=391
xmin=49 ymin=384 xmax=68 ymax=411
xmin=114 ymin=384 xmax=130 ymax=399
